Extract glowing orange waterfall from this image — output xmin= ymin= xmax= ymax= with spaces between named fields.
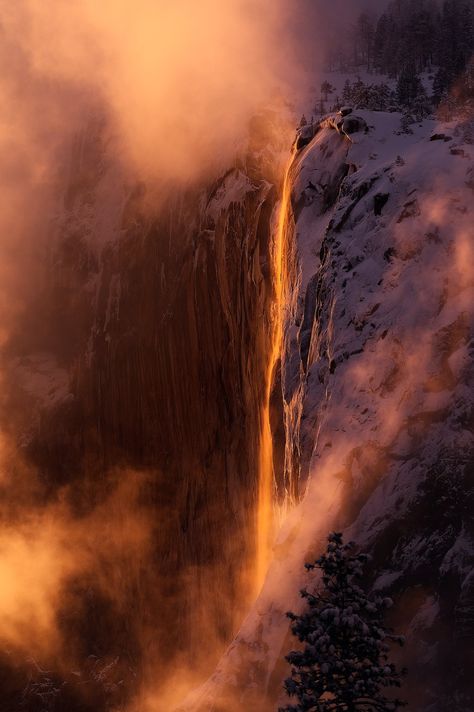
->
xmin=255 ymin=147 xmax=296 ymax=592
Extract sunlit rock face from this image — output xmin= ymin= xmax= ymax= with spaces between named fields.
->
xmin=2 ymin=109 xmax=291 ymax=707
xmin=186 ymin=113 xmax=474 ymax=711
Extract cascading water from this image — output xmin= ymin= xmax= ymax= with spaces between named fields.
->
xmin=255 ymin=146 xmax=297 ymax=591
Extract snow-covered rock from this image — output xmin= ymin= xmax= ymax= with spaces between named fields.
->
xmin=183 ymin=111 xmax=474 ymax=711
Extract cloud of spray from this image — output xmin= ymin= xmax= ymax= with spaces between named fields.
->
xmin=0 ymin=0 xmax=378 ymax=345
xmin=0 ymin=471 xmax=152 ymax=659
xmin=1 ymin=0 xmax=297 ymax=184
xmin=0 ymin=0 xmax=302 ymax=358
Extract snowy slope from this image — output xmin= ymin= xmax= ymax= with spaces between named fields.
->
xmin=182 ymin=110 xmax=474 ymax=711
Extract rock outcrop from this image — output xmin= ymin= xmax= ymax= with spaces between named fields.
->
xmin=184 ymin=112 xmax=474 ymax=711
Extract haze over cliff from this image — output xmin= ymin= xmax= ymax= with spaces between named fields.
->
xmin=1 ymin=1 xmax=474 ymax=711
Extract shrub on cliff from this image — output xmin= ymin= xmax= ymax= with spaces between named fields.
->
xmin=280 ymin=533 xmax=406 ymax=712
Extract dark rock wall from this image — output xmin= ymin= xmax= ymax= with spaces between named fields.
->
xmin=2 ymin=110 xmax=291 ymax=707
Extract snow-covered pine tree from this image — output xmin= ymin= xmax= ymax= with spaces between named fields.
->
xmin=351 ymin=77 xmax=368 ymax=107
xmin=280 ymin=533 xmax=406 ymax=712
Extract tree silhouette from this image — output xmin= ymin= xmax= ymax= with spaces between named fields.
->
xmin=396 ymin=63 xmax=424 ymax=107
xmin=321 ymin=81 xmax=335 ymax=102
xmin=280 ymin=533 xmax=406 ymax=712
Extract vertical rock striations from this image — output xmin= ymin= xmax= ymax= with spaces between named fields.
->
xmin=2 ymin=109 xmax=293 ymax=704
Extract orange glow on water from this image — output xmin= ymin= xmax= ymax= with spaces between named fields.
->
xmin=255 ymin=147 xmax=296 ymax=592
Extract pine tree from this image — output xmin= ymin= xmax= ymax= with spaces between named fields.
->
xmin=342 ymin=80 xmax=353 ymax=105
xmin=321 ymin=81 xmax=335 ymax=102
xmin=463 ymin=56 xmax=474 ymax=98
xmin=384 ymin=14 xmax=401 ymax=78
xmin=356 ymin=12 xmax=376 ymax=70
xmin=351 ymin=77 xmax=367 ymax=107
xmin=433 ymin=66 xmax=450 ymax=103
xmin=412 ymin=7 xmax=435 ymax=71
xmin=396 ymin=63 xmax=424 ymax=106
xmin=434 ymin=0 xmax=474 ymax=96
xmin=373 ymin=13 xmax=389 ymax=72
xmin=280 ymin=533 xmax=406 ymax=712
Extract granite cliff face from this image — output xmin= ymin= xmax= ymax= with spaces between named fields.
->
xmin=183 ymin=112 xmax=474 ymax=711
xmin=2 ymin=109 xmax=292 ymax=707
